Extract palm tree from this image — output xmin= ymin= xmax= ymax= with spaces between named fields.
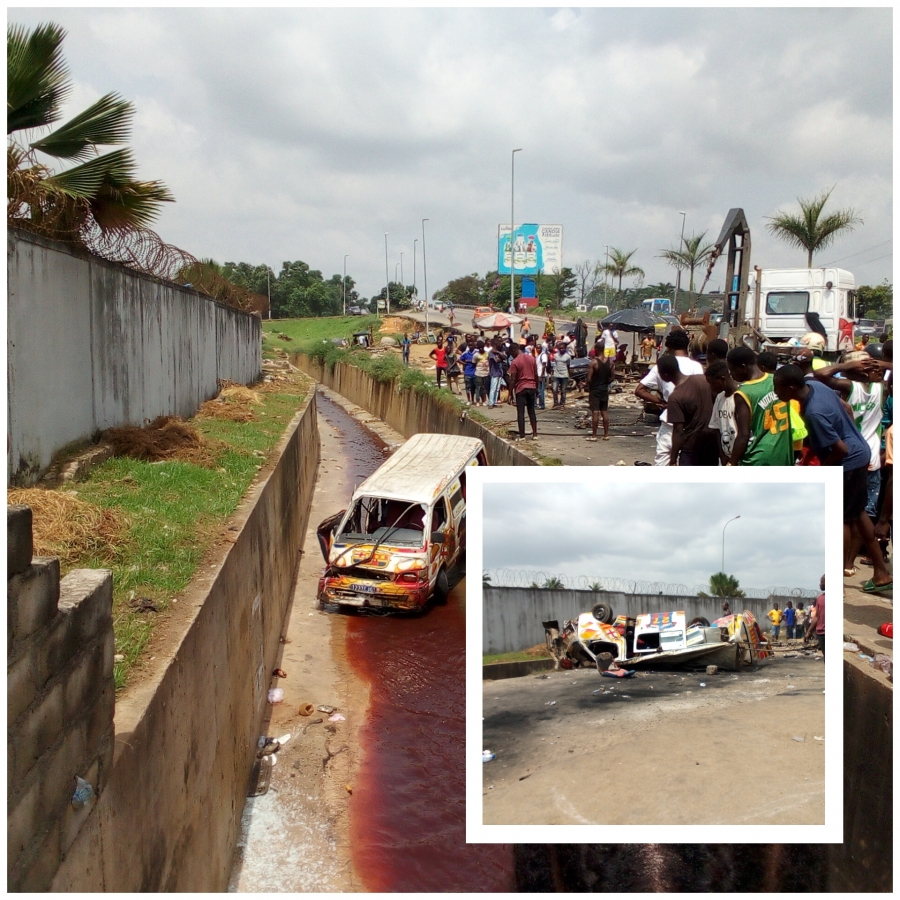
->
xmin=8 ymin=22 xmax=173 ymax=237
xmin=482 ymin=571 xmax=492 ymax=587
xmin=542 ymin=576 xmax=565 ymax=590
xmin=698 ymin=572 xmax=745 ymax=598
xmin=601 ymin=249 xmax=644 ymax=294
xmin=658 ymin=232 xmax=715 ymax=303
xmin=589 ymin=581 xmax=603 ymax=592
xmin=765 ymin=187 xmax=862 ymax=268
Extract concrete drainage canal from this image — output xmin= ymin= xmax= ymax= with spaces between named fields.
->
xmin=229 ymin=392 xmax=514 ymax=892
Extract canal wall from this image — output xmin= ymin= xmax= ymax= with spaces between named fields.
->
xmin=50 ymin=391 xmax=320 ymax=892
xmin=296 ymin=354 xmax=538 ymax=467
xmin=7 ymin=228 xmax=261 ymax=485
xmin=483 ymin=587 xmax=773 ymax=654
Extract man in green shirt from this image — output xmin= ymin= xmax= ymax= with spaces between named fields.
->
xmin=726 ymin=347 xmax=793 ymax=466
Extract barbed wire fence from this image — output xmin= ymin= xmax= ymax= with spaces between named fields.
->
xmin=481 ymin=569 xmax=818 ymax=600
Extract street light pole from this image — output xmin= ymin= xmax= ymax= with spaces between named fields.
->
xmin=604 ymin=245 xmax=609 ymax=305
xmin=342 ymin=254 xmax=349 ymax=316
xmin=510 ymin=148 xmax=522 ymax=319
xmin=413 ymin=238 xmax=418 ymax=304
xmin=722 ymin=515 xmax=740 ymax=574
xmin=400 ymin=251 xmax=404 ymax=289
xmin=384 ymin=232 xmax=390 ymax=317
xmin=422 ymin=218 xmax=430 ymax=336
xmin=673 ymin=210 xmax=686 ymax=309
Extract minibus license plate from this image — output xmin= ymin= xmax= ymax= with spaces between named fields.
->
xmin=351 ymin=584 xmax=378 ymax=594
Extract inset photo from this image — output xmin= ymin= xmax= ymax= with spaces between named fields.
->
xmin=466 ymin=467 xmax=843 ymax=845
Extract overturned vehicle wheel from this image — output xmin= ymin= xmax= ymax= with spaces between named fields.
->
xmin=591 ymin=602 xmax=615 ymax=625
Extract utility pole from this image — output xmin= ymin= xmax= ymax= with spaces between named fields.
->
xmin=384 ymin=232 xmax=390 ymax=317
xmin=422 ymin=219 xmax=430 ymax=337
xmin=510 ymin=148 xmax=522 ymax=318
xmin=342 ymin=254 xmax=348 ymax=316
xmin=266 ymin=268 xmax=271 ymax=319
xmin=673 ymin=210 xmax=686 ymax=310
xmin=413 ymin=238 xmax=418 ymax=305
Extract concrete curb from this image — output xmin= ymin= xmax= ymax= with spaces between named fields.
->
xmin=483 ymin=659 xmax=555 ymax=680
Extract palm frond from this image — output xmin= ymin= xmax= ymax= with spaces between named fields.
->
xmin=7 ymin=22 xmax=70 ymax=134
xmin=43 ymin=147 xmax=136 ymax=199
xmin=31 ymin=93 xmax=134 ymax=160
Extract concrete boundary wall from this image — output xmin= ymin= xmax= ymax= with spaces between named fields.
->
xmin=51 ymin=391 xmax=320 ymax=892
xmin=296 ymin=355 xmax=538 ymax=467
xmin=7 ymin=229 xmax=261 ymax=483
xmin=483 ymin=587 xmax=774 ymax=654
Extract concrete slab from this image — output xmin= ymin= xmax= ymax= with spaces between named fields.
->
xmin=843 ymin=562 xmax=892 ymax=661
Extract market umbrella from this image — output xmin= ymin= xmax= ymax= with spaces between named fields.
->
xmin=600 ymin=307 xmax=668 ymax=333
xmin=472 ymin=311 xmax=523 ymax=330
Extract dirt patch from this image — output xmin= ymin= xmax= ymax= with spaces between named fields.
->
xmin=103 ymin=416 xmax=217 ymax=466
xmin=7 ymin=487 xmax=128 ymax=567
xmin=378 ymin=316 xmax=410 ymax=334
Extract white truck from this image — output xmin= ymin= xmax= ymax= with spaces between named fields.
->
xmin=744 ymin=267 xmax=856 ymax=354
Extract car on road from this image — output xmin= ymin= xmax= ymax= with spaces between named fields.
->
xmin=473 ymin=306 xmax=494 ymax=319
xmin=347 ymin=305 xmax=364 ymax=316
xmin=855 ymin=318 xmax=879 ymax=337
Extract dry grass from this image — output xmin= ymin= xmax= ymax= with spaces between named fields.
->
xmin=8 ymin=488 xmax=128 ymax=567
xmin=103 ymin=416 xmax=216 ymax=467
xmin=196 ymin=382 xmax=264 ymax=421
xmin=379 ymin=316 xmax=409 ymax=334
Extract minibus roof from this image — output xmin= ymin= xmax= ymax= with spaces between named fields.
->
xmin=353 ymin=433 xmax=485 ymax=505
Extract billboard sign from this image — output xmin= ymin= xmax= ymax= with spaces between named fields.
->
xmin=498 ymin=224 xmax=563 ymax=276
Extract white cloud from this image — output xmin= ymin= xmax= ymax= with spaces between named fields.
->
xmin=10 ymin=7 xmax=891 ymax=297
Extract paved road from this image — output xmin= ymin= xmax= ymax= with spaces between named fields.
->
xmin=401 ymin=307 xmax=580 ymax=337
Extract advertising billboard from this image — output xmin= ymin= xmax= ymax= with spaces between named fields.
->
xmin=497 ymin=224 xmax=563 ymax=276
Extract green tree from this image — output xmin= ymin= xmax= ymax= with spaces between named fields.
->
xmin=537 ymin=267 xmax=577 ymax=306
xmin=482 ymin=571 xmax=492 ymax=587
xmin=373 ymin=281 xmax=411 ymax=311
xmin=542 ymin=576 xmax=566 ymax=589
xmin=601 ymin=249 xmax=644 ymax=294
xmin=8 ymin=22 xmax=173 ymax=235
xmin=658 ymin=231 xmax=715 ymax=304
xmin=765 ymin=187 xmax=862 ymax=268
xmin=856 ymin=280 xmax=892 ymax=322
xmin=698 ymin=572 xmax=745 ymax=598
xmin=434 ymin=273 xmax=485 ymax=307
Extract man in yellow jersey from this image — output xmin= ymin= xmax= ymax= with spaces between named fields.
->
xmin=726 ymin=347 xmax=794 ymax=466
xmin=767 ymin=602 xmax=783 ymax=640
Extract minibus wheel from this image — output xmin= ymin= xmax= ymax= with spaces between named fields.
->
xmin=433 ymin=568 xmax=450 ymax=604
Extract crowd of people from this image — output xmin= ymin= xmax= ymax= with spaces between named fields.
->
xmin=766 ymin=576 xmax=826 ymax=656
xmin=417 ymin=318 xmax=892 ymax=594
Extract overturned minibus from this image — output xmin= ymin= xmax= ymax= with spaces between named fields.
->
xmin=316 ymin=433 xmax=486 ymax=611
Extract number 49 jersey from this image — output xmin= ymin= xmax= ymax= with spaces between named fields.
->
xmin=736 ymin=374 xmax=794 ymax=466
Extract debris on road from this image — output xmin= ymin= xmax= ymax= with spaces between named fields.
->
xmin=483 ymin=750 xmax=496 ymax=762
xmin=267 ymin=688 xmax=284 ymax=704
xmin=299 ymin=702 xmax=315 ymax=716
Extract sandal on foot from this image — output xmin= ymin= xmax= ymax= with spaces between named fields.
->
xmin=862 ymin=579 xmax=893 ymax=594
xmin=602 ymin=436 xmax=610 ymax=441
xmin=844 ymin=567 xmax=858 ymax=577
xmin=586 ymin=437 xmax=598 ymax=442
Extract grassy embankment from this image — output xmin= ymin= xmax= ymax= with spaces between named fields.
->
xmin=483 ymin=646 xmax=552 ymax=665
xmin=11 ymin=375 xmax=310 ymax=691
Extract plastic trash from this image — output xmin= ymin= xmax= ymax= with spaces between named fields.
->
xmin=843 ymin=642 xmax=860 ymax=652
xmin=482 ymin=750 xmax=495 ymax=762
xmin=328 ymin=713 xmax=346 ymax=722
xmin=72 ymin=776 xmax=95 ymax=809
xmin=814 ymin=736 xmax=824 ymax=741
xmin=792 ymin=735 xmax=805 ymax=742
xmin=545 ymin=700 xmax=557 ymax=706
xmin=317 ymin=705 xmax=337 ymax=714
xmin=870 ymin=654 xmax=893 ymax=677
xmin=299 ymin=702 xmax=315 ymax=716
xmin=267 ymin=688 xmax=284 ymax=704
xmin=700 ymin=683 xmax=706 ymax=687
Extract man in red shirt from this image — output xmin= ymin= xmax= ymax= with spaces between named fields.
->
xmin=429 ymin=336 xmax=448 ymax=387
xmin=508 ymin=342 xmax=538 ymax=440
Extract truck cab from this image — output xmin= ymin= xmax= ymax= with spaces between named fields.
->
xmin=641 ymin=298 xmax=672 ymax=315
xmin=746 ymin=267 xmax=855 ymax=352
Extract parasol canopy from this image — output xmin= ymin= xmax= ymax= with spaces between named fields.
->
xmin=600 ymin=307 xmax=668 ymax=333
xmin=472 ymin=311 xmax=523 ymax=330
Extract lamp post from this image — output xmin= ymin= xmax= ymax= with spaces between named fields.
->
xmin=422 ymin=218 xmax=430 ymax=336
xmin=673 ymin=210 xmax=686 ymax=309
xmin=413 ymin=238 xmax=418 ymax=305
xmin=722 ymin=515 xmax=740 ymax=574
xmin=604 ymin=245 xmax=610 ymax=305
xmin=342 ymin=254 xmax=349 ymax=316
xmin=510 ymin=148 xmax=522 ymax=320
xmin=400 ymin=251 xmax=404 ymax=289
xmin=384 ymin=233 xmax=390 ymax=317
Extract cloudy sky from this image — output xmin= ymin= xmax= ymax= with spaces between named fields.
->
xmin=482 ymin=482 xmax=825 ymax=595
xmin=11 ymin=7 xmax=891 ymax=299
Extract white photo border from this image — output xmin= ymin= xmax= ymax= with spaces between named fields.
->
xmin=466 ymin=465 xmax=842 ymax=844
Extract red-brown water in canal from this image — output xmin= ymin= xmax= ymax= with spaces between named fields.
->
xmin=317 ymin=396 xmax=514 ymax=892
